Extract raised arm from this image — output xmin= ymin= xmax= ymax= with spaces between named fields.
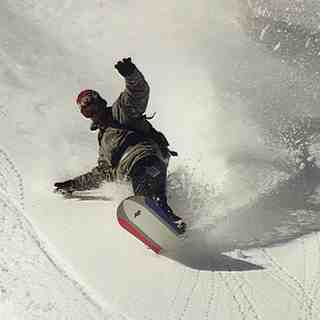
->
xmin=112 ymin=58 xmax=150 ymax=125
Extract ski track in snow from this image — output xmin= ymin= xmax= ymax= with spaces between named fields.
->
xmin=0 ymin=148 xmax=24 ymax=208
xmin=260 ymin=247 xmax=320 ymax=320
xmin=167 ymin=268 xmax=187 ymax=320
xmin=0 ymin=149 xmax=119 ymax=319
xmin=177 ymin=270 xmax=201 ymax=320
xmin=203 ymin=272 xmax=216 ymax=320
xmin=308 ymin=234 xmax=320 ymax=319
xmin=219 ymin=272 xmax=249 ymax=320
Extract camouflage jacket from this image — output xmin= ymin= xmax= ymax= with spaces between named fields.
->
xmin=72 ymin=68 xmax=168 ymax=191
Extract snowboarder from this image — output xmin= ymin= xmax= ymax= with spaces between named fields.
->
xmin=54 ymin=57 xmax=186 ymax=232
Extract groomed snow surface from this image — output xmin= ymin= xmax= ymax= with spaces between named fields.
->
xmin=2 ymin=0 xmax=320 ymax=319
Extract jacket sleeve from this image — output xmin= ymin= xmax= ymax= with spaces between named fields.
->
xmin=71 ymin=160 xmax=116 ymax=191
xmin=112 ymin=67 xmax=150 ymax=125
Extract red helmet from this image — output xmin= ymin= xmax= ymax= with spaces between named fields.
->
xmin=76 ymin=89 xmax=100 ymax=106
xmin=76 ymin=89 xmax=104 ymax=118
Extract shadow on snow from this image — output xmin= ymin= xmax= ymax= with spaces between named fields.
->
xmin=165 ymin=164 xmax=320 ymax=272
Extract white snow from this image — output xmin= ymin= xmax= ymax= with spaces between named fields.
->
xmin=273 ymin=42 xmax=281 ymax=51
xmin=259 ymin=24 xmax=270 ymax=41
xmin=2 ymin=0 xmax=320 ymax=319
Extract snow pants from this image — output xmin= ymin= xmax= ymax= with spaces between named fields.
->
xmin=129 ymin=156 xmax=181 ymax=221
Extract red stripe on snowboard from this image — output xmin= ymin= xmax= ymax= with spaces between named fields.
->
xmin=118 ymin=217 xmax=162 ymax=254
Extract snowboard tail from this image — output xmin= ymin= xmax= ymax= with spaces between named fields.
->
xmin=117 ymin=215 xmax=162 ymax=254
xmin=117 ymin=196 xmax=184 ymax=254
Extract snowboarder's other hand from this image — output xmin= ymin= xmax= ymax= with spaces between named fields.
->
xmin=115 ymin=57 xmax=136 ymax=77
xmin=54 ymin=180 xmax=74 ymax=193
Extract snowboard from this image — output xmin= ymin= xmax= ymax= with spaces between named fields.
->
xmin=117 ymin=196 xmax=185 ymax=254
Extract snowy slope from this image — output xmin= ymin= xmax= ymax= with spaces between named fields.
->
xmin=2 ymin=0 xmax=320 ymax=319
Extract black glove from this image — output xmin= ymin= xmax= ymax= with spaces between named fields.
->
xmin=90 ymin=121 xmax=99 ymax=131
xmin=54 ymin=180 xmax=75 ymax=193
xmin=115 ymin=57 xmax=136 ymax=77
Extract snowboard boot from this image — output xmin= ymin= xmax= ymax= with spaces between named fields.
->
xmin=154 ymin=197 xmax=186 ymax=234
